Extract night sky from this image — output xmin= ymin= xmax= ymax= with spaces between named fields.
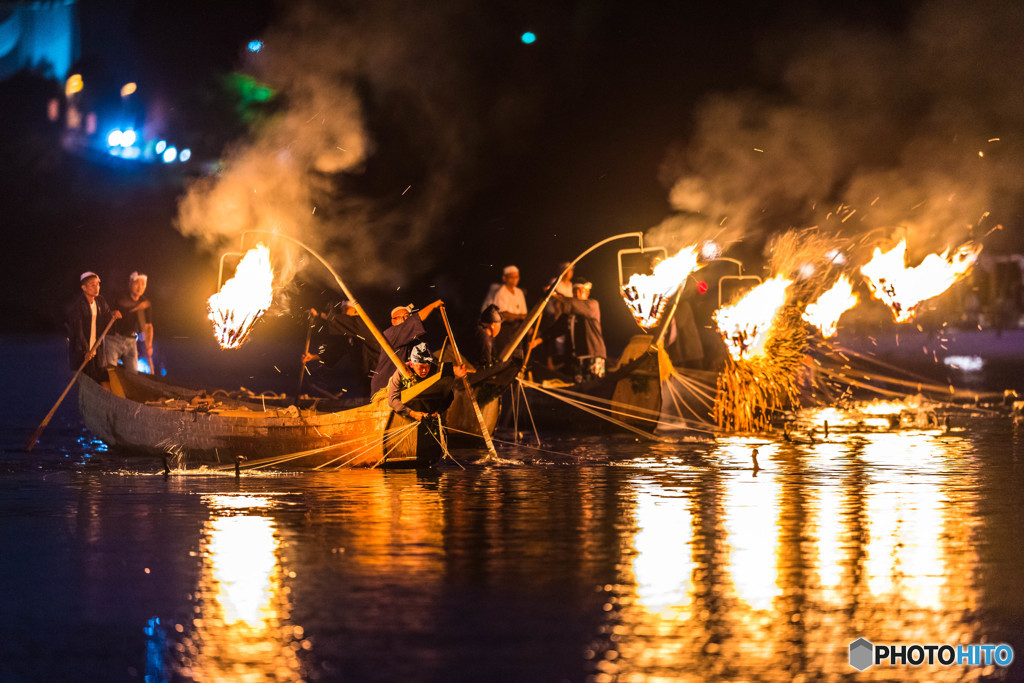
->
xmin=1 ymin=0 xmax=1021 ymax=352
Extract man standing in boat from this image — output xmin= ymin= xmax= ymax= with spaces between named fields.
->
xmin=387 ymin=343 xmax=466 ymax=421
xmin=104 ymin=271 xmax=154 ymax=374
xmin=560 ymin=278 xmax=607 ymax=381
xmin=305 ymin=301 xmax=380 ymax=396
xmin=66 ymin=272 xmax=121 ymax=387
xmin=369 ymin=299 xmax=445 ymax=396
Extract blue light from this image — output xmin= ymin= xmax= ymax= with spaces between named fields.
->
xmin=248 ymin=40 xmax=263 ymax=53
xmin=120 ymin=128 xmax=136 ymax=147
xmin=107 ymin=129 xmax=123 ymax=147
xmin=162 ymin=146 xmax=178 ymax=163
xmin=155 ymin=140 xmax=166 ymax=154
xmin=179 ymin=148 xmax=192 ymax=162
xmin=520 ymin=32 xmax=536 ymax=45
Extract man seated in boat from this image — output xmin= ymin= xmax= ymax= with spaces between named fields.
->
xmin=388 ymin=343 xmax=467 ymax=421
xmin=475 ymin=304 xmax=503 ymax=368
xmin=369 ymin=299 xmax=445 ymax=396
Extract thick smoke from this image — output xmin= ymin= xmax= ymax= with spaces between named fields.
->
xmin=175 ymin=0 xmax=495 ymax=289
xmin=648 ymin=0 xmax=1023 ymax=266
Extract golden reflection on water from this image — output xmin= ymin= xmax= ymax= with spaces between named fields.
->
xmin=606 ymin=429 xmax=988 ymax=682
xmin=180 ymin=494 xmax=305 ymax=682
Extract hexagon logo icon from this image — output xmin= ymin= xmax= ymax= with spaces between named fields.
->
xmin=849 ymin=638 xmax=874 ymax=671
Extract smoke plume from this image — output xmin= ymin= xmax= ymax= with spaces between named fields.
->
xmin=648 ymin=0 xmax=1023 ymax=265
xmin=175 ymin=0 xmax=504 ymax=289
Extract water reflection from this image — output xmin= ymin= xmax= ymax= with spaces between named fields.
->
xmin=606 ymin=429 xmax=995 ymax=681
xmin=180 ymin=493 xmax=305 ymax=682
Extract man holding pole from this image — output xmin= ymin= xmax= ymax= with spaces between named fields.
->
xmin=66 ymin=272 xmax=120 ymax=387
xmin=369 ymin=299 xmax=445 ymax=396
xmin=27 ymin=271 xmax=121 ymax=451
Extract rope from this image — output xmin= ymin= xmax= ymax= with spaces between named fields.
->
xmin=428 ymin=421 xmax=466 ymax=469
xmin=518 ymin=380 xmax=667 ymax=440
xmin=440 ymin=425 xmax=583 ymax=459
xmin=518 ymin=377 xmax=719 ymax=434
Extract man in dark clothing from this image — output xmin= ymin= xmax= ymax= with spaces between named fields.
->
xmin=304 ymin=302 xmax=381 ymax=396
xmin=66 ymin=271 xmax=121 ymax=385
xmin=105 ymin=271 xmax=154 ymax=373
xmin=474 ymin=304 xmax=503 ymax=368
xmin=369 ymin=299 xmax=445 ymax=396
xmin=557 ymin=278 xmax=607 ymax=381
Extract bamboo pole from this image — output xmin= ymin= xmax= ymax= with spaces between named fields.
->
xmin=439 ymin=306 xmax=499 ymax=459
xmin=27 ymin=316 xmax=117 ymax=452
xmin=240 ymin=231 xmax=412 ymax=380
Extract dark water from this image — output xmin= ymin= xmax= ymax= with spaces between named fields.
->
xmin=3 ymin=336 xmax=1024 ymax=682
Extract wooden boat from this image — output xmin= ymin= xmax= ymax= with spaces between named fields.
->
xmin=443 ymin=358 xmax=520 ymax=442
xmin=510 ymin=335 xmax=670 ymax=434
xmin=78 ymin=366 xmax=459 ymax=468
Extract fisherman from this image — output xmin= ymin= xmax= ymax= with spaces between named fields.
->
xmin=105 ymin=271 xmax=154 ymax=374
xmin=66 ymin=272 xmax=121 ymax=387
xmin=540 ymin=261 xmax=575 ymax=369
xmin=475 ymin=304 xmax=503 ymax=368
xmin=387 ymin=342 xmax=466 ymax=421
xmin=482 ymin=265 xmax=528 ymax=322
xmin=304 ymin=301 xmax=380 ymax=396
xmin=559 ymin=278 xmax=607 ymax=381
xmin=369 ymin=299 xmax=445 ymax=396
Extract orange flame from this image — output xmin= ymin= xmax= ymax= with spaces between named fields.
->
xmin=714 ymin=276 xmax=793 ymax=360
xmin=621 ymin=246 xmax=701 ymax=329
xmin=802 ymin=275 xmax=858 ymax=338
xmin=208 ymin=244 xmax=275 ymax=349
xmin=860 ymin=239 xmax=981 ymax=323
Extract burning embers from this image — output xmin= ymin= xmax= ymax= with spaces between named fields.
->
xmin=803 ymin=275 xmax=859 ymax=338
xmin=621 ymin=246 xmax=701 ymax=329
xmin=208 ymin=244 xmax=275 ymax=349
xmin=860 ymin=239 xmax=982 ymax=323
xmin=714 ymin=276 xmax=793 ymax=361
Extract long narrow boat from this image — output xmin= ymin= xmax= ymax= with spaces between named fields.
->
xmin=513 ymin=334 xmax=719 ymax=437
xmin=79 ymin=367 xmax=458 ymax=468
xmin=511 ymin=335 xmax=668 ymax=434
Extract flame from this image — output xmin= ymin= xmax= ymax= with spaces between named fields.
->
xmin=802 ymin=274 xmax=859 ymax=338
xmin=860 ymin=239 xmax=981 ymax=323
xmin=714 ymin=276 xmax=793 ymax=360
xmin=208 ymin=244 xmax=275 ymax=349
xmin=621 ymin=246 xmax=701 ymax=329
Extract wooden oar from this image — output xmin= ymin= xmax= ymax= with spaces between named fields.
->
xmin=27 ymin=315 xmax=117 ymax=452
xmin=295 ymin=311 xmax=314 ymax=406
xmin=439 ymin=307 xmax=499 ymax=460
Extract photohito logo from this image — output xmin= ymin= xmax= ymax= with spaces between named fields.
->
xmin=849 ymin=638 xmax=1014 ymax=671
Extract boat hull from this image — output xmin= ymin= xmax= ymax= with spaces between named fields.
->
xmin=79 ymin=370 xmax=454 ymax=468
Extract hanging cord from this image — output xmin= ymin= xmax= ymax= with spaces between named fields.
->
xmin=441 ymin=424 xmax=584 ymax=459
xmin=518 ymin=377 xmax=720 ymax=435
xmin=518 ymin=379 xmax=668 ymax=440
xmin=424 ymin=417 xmax=466 ymax=469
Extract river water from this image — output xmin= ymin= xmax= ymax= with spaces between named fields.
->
xmin=2 ymin=336 xmax=1023 ymax=682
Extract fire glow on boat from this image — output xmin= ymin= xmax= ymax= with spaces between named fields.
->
xmin=621 ymin=246 xmax=701 ymax=330
xmin=208 ymin=244 xmax=275 ymax=349
xmin=714 ymin=276 xmax=793 ymax=361
xmin=860 ymin=239 xmax=981 ymax=323
xmin=802 ymin=274 xmax=858 ymax=338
